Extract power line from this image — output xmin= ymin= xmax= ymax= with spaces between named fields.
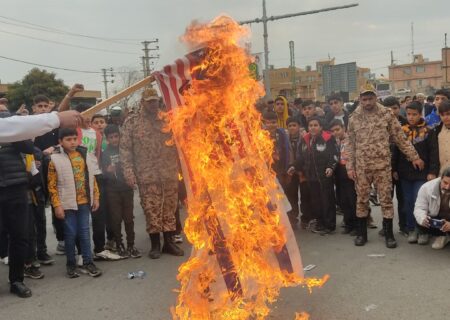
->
xmin=0 ymin=54 xmax=101 ymax=73
xmin=0 ymin=15 xmax=145 ymax=44
xmin=0 ymin=28 xmax=136 ymax=55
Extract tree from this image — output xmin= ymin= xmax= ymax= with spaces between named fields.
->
xmin=6 ymin=68 xmax=69 ymax=111
xmin=111 ymin=67 xmax=142 ymax=111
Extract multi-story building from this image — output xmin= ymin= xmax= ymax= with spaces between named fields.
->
xmin=442 ymin=47 xmax=450 ymax=88
xmin=268 ymin=59 xmax=370 ymax=101
xmin=388 ymin=54 xmax=442 ymax=95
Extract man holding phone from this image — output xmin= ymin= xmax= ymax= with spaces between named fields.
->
xmin=414 ymin=167 xmax=450 ymax=249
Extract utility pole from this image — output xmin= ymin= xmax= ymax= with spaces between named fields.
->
xmin=445 ymin=33 xmax=448 ymax=84
xmin=390 ymin=50 xmax=396 ymax=66
xmin=239 ymin=1 xmax=359 ymax=98
xmin=101 ymin=68 xmax=114 ymax=99
xmin=411 ymin=22 xmax=415 ymax=61
xmin=142 ymin=40 xmax=159 ymax=77
xmin=289 ymin=40 xmax=296 ymax=97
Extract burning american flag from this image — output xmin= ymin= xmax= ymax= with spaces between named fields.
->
xmin=154 ymin=16 xmax=326 ymax=320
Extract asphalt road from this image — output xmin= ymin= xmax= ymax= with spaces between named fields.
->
xmin=1 ymin=197 xmax=450 ymax=320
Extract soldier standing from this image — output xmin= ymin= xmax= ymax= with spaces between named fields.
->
xmin=346 ymin=85 xmax=424 ymax=248
xmin=120 ymin=88 xmax=184 ymax=259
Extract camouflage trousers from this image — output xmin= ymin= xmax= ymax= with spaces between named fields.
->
xmin=355 ymin=166 xmax=394 ymax=219
xmin=138 ymin=181 xmax=178 ymax=234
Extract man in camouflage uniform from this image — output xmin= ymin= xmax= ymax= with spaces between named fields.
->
xmin=346 ymin=85 xmax=424 ymax=248
xmin=120 ymin=88 xmax=183 ymax=259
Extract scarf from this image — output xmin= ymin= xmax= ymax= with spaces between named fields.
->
xmin=402 ymin=119 xmax=429 ymax=145
xmin=276 ymin=96 xmax=289 ymax=129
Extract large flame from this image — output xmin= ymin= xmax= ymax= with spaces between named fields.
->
xmin=168 ymin=16 xmax=327 ymax=320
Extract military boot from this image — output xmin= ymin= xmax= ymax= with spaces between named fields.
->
xmin=148 ymin=233 xmax=161 ymax=259
xmin=354 ymin=217 xmax=368 ymax=246
xmin=162 ymin=232 xmax=184 ymax=256
xmin=383 ymin=218 xmax=397 ymax=249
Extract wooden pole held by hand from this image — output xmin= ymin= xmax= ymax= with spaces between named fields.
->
xmin=81 ymin=75 xmax=156 ymax=118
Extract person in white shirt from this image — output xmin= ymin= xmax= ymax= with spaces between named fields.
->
xmin=0 ymin=111 xmax=82 ymax=143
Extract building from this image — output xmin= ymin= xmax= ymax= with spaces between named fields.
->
xmin=388 ymin=54 xmax=442 ymax=95
xmin=268 ymin=59 xmax=370 ymax=101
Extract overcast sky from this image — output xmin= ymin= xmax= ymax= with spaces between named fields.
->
xmin=1 ymin=0 xmax=449 ymax=96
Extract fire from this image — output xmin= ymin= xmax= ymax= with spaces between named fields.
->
xmin=168 ymin=16 xmax=328 ymax=319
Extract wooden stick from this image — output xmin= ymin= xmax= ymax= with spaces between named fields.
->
xmin=81 ymin=75 xmax=156 ymax=118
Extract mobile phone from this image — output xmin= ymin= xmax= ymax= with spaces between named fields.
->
xmin=429 ymin=219 xmax=444 ymax=229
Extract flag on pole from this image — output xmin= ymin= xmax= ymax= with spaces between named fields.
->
xmin=154 ymin=51 xmax=303 ymax=310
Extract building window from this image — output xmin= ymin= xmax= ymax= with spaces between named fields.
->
xmin=403 ymin=67 xmax=412 ymax=75
xmin=417 ymin=79 xmax=423 ymax=86
xmin=406 ymin=80 xmax=411 ymax=87
xmin=416 ymin=65 xmax=425 ymax=73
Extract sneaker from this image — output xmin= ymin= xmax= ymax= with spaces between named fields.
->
xmin=24 ymin=265 xmax=44 ymax=279
xmin=2 ymin=257 xmax=8 ymax=265
xmin=80 ymin=263 xmax=102 ymax=277
xmin=399 ymin=227 xmax=409 ymax=237
xmin=76 ymin=255 xmax=83 ymax=267
xmin=94 ymin=250 xmax=121 ymax=261
xmin=37 ymin=253 xmax=55 ymax=266
xmin=311 ymin=225 xmax=325 ymax=234
xmin=105 ymin=240 xmax=117 ymax=252
xmin=66 ymin=265 xmax=80 ymax=278
xmin=417 ymin=233 xmax=430 ymax=245
xmin=127 ymin=246 xmax=142 ymax=259
xmin=173 ymin=234 xmax=183 ymax=244
xmin=308 ymin=219 xmax=318 ymax=230
xmin=56 ymin=241 xmax=65 ymax=255
xmin=319 ymin=228 xmax=335 ymax=236
xmin=117 ymin=244 xmax=130 ymax=259
xmin=407 ymin=230 xmax=418 ymax=243
xmin=431 ymin=236 xmax=450 ymax=250
xmin=31 ymin=260 xmax=41 ymax=268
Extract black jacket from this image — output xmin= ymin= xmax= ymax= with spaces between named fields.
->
xmin=294 ymin=131 xmax=338 ymax=182
xmin=0 ymin=140 xmax=34 ymax=187
xmin=392 ymin=120 xmax=439 ymax=181
xmin=324 ymin=110 xmax=349 ymax=129
xmin=101 ymin=144 xmax=131 ymax=191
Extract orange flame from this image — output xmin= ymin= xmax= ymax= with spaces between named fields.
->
xmin=169 ymin=16 xmax=328 ymax=319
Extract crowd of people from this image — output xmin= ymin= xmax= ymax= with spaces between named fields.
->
xmin=0 ymin=82 xmax=449 ymax=300
xmin=0 ymin=86 xmax=184 ymax=298
xmin=263 ymin=86 xmax=450 ymax=249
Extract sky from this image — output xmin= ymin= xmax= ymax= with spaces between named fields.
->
xmin=1 ymin=0 xmax=449 ymax=97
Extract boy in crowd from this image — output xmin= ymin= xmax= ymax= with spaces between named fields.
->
xmin=48 ymin=128 xmax=102 ymax=278
xmin=330 ymin=120 xmax=357 ymax=235
xmin=59 ymin=86 xmax=120 ymax=261
xmin=91 ymin=113 xmax=115 ymax=251
xmin=91 ymin=114 xmax=108 ymax=152
xmin=414 ymin=167 xmax=450 ymax=249
xmin=285 ymin=117 xmax=303 ymax=229
xmin=101 ymin=124 xmax=140 ymax=258
xmin=273 ymin=96 xmax=290 ymax=129
xmin=23 ymin=151 xmax=48 ymax=280
xmin=324 ymin=94 xmax=349 ymax=129
xmin=435 ymin=100 xmax=450 ymax=175
xmin=289 ymin=117 xmax=338 ymax=235
xmin=427 ymin=89 xmax=450 ymax=128
xmin=28 ymin=94 xmax=56 ymax=263
xmin=297 ymin=100 xmax=317 ymax=129
xmin=392 ymin=101 xmax=439 ymax=243
xmin=381 ymin=96 xmax=407 ymax=235
xmin=263 ymin=112 xmax=291 ymax=190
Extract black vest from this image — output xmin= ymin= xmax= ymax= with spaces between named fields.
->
xmin=0 ymin=144 xmax=28 ymax=187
